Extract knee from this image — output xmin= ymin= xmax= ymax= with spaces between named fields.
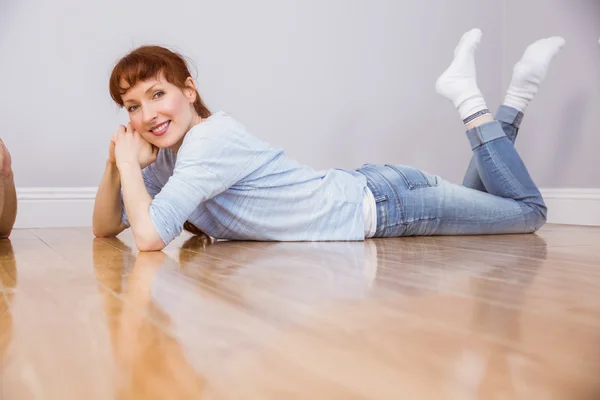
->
xmin=528 ymin=204 xmax=547 ymax=233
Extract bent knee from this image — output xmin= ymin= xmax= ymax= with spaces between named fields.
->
xmin=526 ymin=204 xmax=547 ymax=233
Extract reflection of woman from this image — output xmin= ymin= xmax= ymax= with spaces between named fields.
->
xmin=177 ymin=236 xmax=379 ymax=309
xmin=92 ymin=238 xmax=205 ymax=399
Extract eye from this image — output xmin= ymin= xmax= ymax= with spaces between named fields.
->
xmin=153 ymin=91 xmax=165 ymax=99
xmin=127 ymin=105 xmax=139 ymax=112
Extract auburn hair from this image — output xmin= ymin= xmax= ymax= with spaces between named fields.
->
xmin=109 ymin=45 xmax=211 ymax=118
xmin=109 ymin=45 xmax=211 ymax=238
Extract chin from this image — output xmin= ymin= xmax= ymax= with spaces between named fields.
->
xmin=152 ymin=133 xmax=185 ymax=149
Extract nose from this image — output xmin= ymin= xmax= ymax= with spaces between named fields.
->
xmin=142 ymin=103 xmax=158 ymax=126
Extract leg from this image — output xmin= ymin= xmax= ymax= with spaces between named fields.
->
xmin=463 ymin=119 xmax=547 ymax=226
xmin=358 ymin=163 xmax=545 ymax=237
xmin=461 ymin=37 xmax=565 ymax=192
xmin=432 ymin=29 xmax=560 ymax=227
xmin=355 ymin=30 xmax=559 ymax=236
xmin=434 ymin=29 xmax=549 ymax=231
xmin=462 ymin=106 xmax=522 ymax=192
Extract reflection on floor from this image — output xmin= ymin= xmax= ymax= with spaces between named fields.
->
xmin=1 ymin=224 xmax=599 ymax=399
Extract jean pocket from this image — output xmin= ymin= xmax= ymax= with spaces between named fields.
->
xmin=386 ymin=165 xmax=439 ymax=189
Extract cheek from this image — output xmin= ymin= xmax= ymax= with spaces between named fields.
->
xmin=165 ymin=96 xmax=191 ymax=120
xmin=128 ymin=115 xmax=144 ymax=133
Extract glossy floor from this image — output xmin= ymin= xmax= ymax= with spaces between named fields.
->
xmin=1 ymin=225 xmax=599 ymax=399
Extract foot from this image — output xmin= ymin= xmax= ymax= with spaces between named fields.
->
xmin=435 ymin=28 xmax=489 ymax=123
xmin=503 ymin=37 xmax=566 ymax=112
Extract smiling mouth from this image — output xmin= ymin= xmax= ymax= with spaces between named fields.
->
xmin=149 ymin=120 xmax=171 ymax=136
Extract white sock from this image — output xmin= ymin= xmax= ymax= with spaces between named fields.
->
xmin=435 ymin=28 xmax=489 ymax=124
xmin=503 ymin=37 xmax=566 ymax=112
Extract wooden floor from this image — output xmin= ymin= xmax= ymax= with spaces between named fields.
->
xmin=0 ymin=225 xmax=599 ymax=399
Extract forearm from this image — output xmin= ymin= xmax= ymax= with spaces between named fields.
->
xmin=118 ymin=162 xmax=164 ymax=251
xmin=93 ymin=161 xmax=126 ymax=237
xmin=0 ymin=173 xmax=17 ymax=238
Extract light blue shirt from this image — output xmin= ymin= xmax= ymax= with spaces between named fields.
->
xmin=121 ymin=111 xmax=368 ymax=245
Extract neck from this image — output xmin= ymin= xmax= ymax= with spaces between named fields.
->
xmin=171 ymin=113 xmax=204 ymax=153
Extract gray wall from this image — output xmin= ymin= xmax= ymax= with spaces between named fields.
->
xmin=3 ymin=0 xmax=595 ymax=189
xmin=0 ymin=0 xmax=505 ymax=187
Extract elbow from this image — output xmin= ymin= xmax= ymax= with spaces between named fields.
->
xmin=92 ymin=226 xmax=118 ymax=238
xmin=136 ymin=241 xmax=165 ymax=252
xmin=92 ymin=227 xmax=108 ymax=238
xmin=135 ymin=234 xmax=166 ymax=252
xmin=92 ymin=219 xmax=125 ymax=238
xmin=0 ymin=218 xmax=16 ymax=239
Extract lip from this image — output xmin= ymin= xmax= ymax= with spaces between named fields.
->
xmin=149 ymin=120 xmax=171 ymax=136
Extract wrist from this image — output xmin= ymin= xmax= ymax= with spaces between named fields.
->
xmin=116 ymin=160 xmax=141 ymax=173
xmin=140 ymin=161 xmax=153 ymax=170
xmin=102 ymin=160 xmax=121 ymax=187
xmin=106 ymin=158 xmax=118 ymax=170
xmin=105 ymin=159 xmax=121 ymax=179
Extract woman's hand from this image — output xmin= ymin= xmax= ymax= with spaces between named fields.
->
xmin=0 ymin=138 xmax=12 ymax=178
xmin=114 ymin=123 xmax=158 ymax=169
xmin=107 ymin=130 xmax=118 ymax=164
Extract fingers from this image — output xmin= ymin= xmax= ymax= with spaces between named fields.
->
xmin=126 ymin=122 xmax=147 ymax=142
xmin=112 ymin=125 xmax=127 ymax=142
xmin=113 ymin=124 xmax=132 ymax=144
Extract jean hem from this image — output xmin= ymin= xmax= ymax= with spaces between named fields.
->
xmin=466 ymin=120 xmax=507 ymax=150
xmin=496 ymin=105 xmax=524 ymax=128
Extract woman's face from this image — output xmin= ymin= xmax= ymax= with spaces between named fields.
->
xmin=121 ymin=73 xmax=201 ymax=150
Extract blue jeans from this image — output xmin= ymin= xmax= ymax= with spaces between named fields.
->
xmin=357 ymin=105 xmax=547 ymax=236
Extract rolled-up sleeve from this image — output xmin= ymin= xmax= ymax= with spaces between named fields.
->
xmin=148 ymin=127 xmax=254 ymax=245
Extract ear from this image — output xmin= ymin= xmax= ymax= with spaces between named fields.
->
xmin=184 ymin=77 xmax=197 ymax=104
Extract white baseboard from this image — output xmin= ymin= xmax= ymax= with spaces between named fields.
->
xmin=14 ymin=187 xmax=97 ymax=229
xmin=540 ymin=188 xmax=600 ymax=227
xmin=12 ymin=187 xmax=600 ymax=229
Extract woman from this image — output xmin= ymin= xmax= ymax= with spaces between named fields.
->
xmin=0 ymin=138 xmax=17 ymax=239
xmin=93 ymin=28 xmax=565 ymax=251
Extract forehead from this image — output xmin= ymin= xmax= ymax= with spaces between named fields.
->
xmin=120 ymin=74 xmax=165 ymax=102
